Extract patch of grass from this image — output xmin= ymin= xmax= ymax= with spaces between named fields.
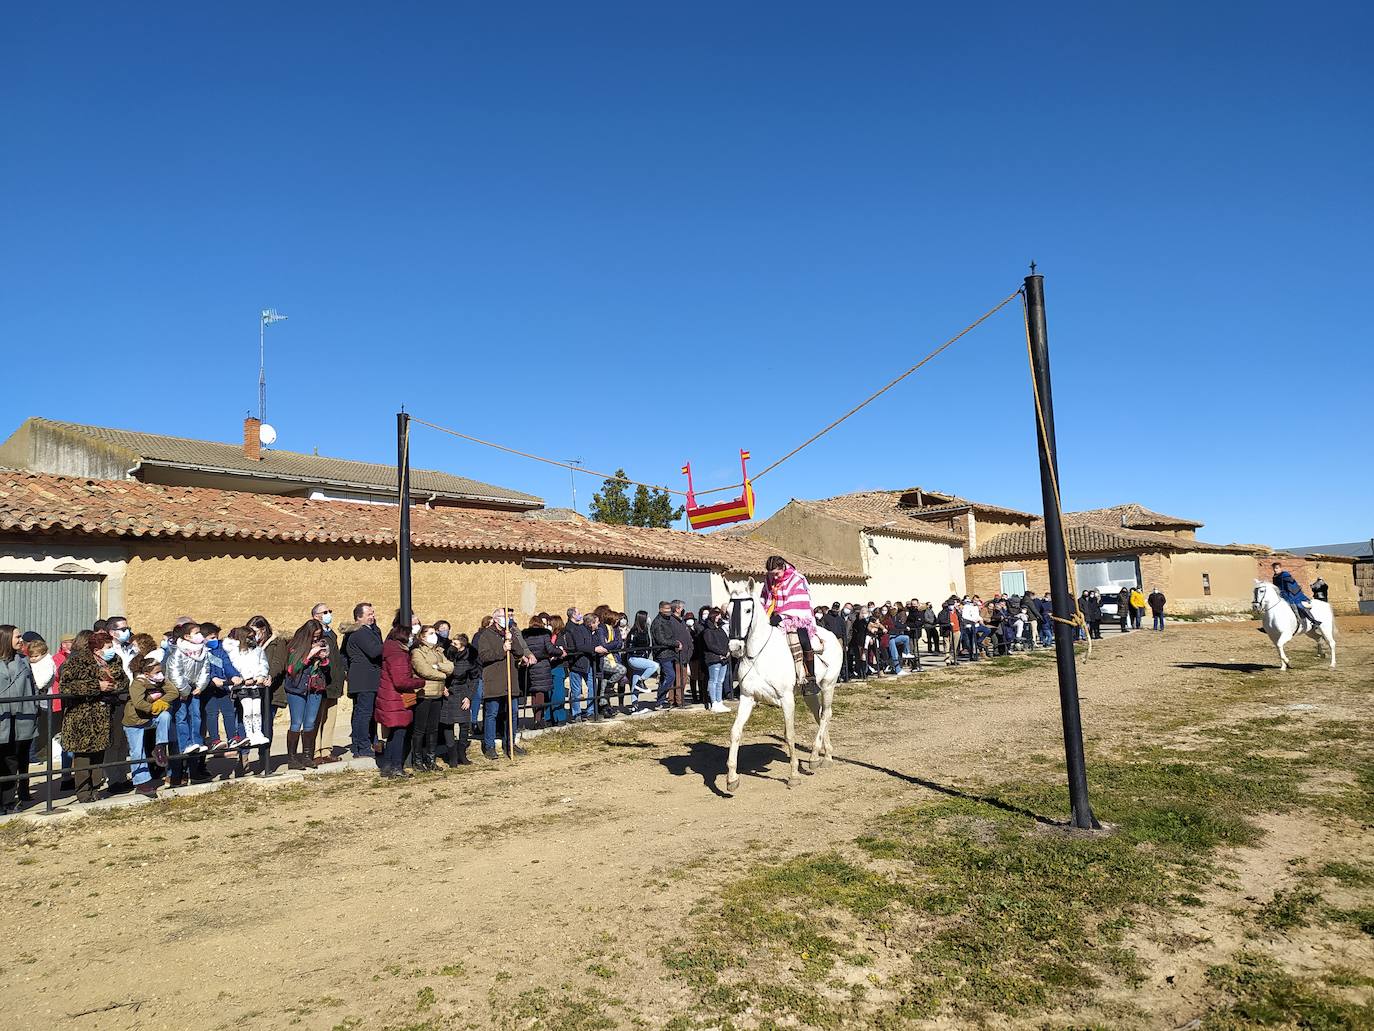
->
xmin=1202 ymin=950 xmax=1374 ymax=1029
xmin=1256 ymin=887 xmax=1323 ymax=931
xmin=500 ymin=986 xmax=618 ymax=1031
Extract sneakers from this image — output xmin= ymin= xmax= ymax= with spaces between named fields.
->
xmin=482 ymin=747 xmax=501 ymax=761
xmin=709 ymin=702 xmax=730 ymax=714
xmin=248 ymin=733 xmax=271 ymax=747
xmin=226 ymin=735 xmax=247 ymax=749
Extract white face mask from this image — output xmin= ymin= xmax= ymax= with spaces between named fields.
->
xmin=410 ymin=623 xmax=421 ymax=636
xmin=423 ymin=633 xmax=438 ymax=647
xmin=188 ymin=633 xmax=205 ymax=646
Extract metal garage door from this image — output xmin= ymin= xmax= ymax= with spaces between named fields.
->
xmin=1073 ymin=557 xmax=1141 ymax=593
xmin=0 ymin=574 xmax=101 ymax=648
xmin=622 ymin=569 xmax=712 ymax=620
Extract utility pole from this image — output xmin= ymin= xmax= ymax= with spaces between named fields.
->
xmin=397 ymin=410 xmax=412 ymax=628
xmin=1024 ymin=270 xmax=1098 ymax=831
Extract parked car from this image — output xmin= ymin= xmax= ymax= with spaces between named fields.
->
xmin=1097 ymin=594 xmax=1122 ymax=625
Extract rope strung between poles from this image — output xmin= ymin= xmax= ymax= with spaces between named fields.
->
xmin=749 ymin=289 xmax=1024 ymax=483
xmin=1019 ymin=289 xmax=1092 ymax=659
xmin=408 ymin=417 xmax=689 ymax=497
xmin=411 ymin=288 xmax=1020 ymax=501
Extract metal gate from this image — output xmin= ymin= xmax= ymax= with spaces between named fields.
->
xmin=622 ymin=568 xmax=712 ymax=620
xmin=0 ymin=574 xmax=101 ymax=647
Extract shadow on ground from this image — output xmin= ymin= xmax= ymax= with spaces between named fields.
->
xmin=659 ymin=741 xmax=791 ymax=798
xmin=1174 ymin=661 xmax=1273 ymax=673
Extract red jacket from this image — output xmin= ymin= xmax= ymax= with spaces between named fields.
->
xmin=376 ymin=638 xmax=422 ymax=729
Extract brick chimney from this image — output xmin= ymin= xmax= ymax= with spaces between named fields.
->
xmin=243 ymin=417 xmax=262 ymax=461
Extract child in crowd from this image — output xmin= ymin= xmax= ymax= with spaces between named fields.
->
xmin=201 ymin=622 xmax=243 ymax=749
xmin=124 ymin=654 xmax=174 ymax=795
xmin=223 ymin=626 xmax=270 ymax=746
xmin=439 ymin=632 xmax=478 ymax=766
xmin=164 ymin=621 xmax=210 ymax=764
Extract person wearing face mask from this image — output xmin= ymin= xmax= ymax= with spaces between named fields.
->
xmin=623 ymin=611 xmax=655 ymax=713
xmin=521 ymin=615 xmax=562 ymax=728
xmin=247 ymin=615 xmax=288 ymax=772
xmin=223 ymin=626 xmax=271 ymax=747
xmin=57 ymin=629 xmax=126 ymax=803
xmin=375 ymin=613 xmax=424 ymax=777
xmin=559 ymin=607 xmax=606 ymax=723
xmin=97 ymin=615 xmax=137 ymax=795
xmin=307 ymin=603 xmax=346 ymax=766
xmin=123 ymin=655 xmax=174 ymax=797
xmin=164 ymin=622 xmax=212 ymax=785
xmin=409 ymin=624 xmax=453 ymax=772
xmin=474 ymin=608 xmax=534 ymax=758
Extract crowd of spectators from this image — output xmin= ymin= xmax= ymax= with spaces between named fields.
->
xmin=0 ymin=583 xmax=1165 ymax=814
xmin=0 ymin=598 xmax=743 ymax=811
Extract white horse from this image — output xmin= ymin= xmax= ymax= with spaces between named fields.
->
xmin=1252 ymin=580 xmax=1336 ymax=670
xmin=724 ymin=580 xmax=840 ymax=794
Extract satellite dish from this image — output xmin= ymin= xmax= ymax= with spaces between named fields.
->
xmin=259 ymin=423 xmax=278 ymax=446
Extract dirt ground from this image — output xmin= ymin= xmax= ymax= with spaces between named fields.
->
xmin=0 ymin=619 xmax=1369 ymax=1030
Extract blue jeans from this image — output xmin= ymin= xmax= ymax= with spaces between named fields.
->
xmin=550 ymin=667 xmax=568 ymax=723
xmin=1152 ymin=614 xmax=1165 ymax=631
xmin=656 ymin=658 xmax=676 ymax=705
xmin=350 ymin=692 xmax=376 ymax=756
xmin=203 ymin=691 xmax=236 ymax=743
xmin=471 ymin=678 xmax=484 ymax=729
xmin=173 ymin=695 xmax=203 ymax=752
xmin=380 ymin=725 xmax=408 ymax=772
xmin=483 ymin=698 xmax=515 ymax=753
xmin=706 ymin=662 xmax=727 ymax=705
xmin=286 ymin=692 xmax=323 ymax=733
xmin=123 ymin=721 xmax=153 ymax=787
xmin=887 ymin=633 xmax=911 ymax=671
xmin=627 ymin=657 xmax=657 ymax=695
xmin=568 ymin=670 xmax=593 ymax=719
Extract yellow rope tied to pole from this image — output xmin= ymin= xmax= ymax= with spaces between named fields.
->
xmin=1019 ymin=290 xmax=1092 ymax=658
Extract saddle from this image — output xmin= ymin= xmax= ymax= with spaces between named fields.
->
xmin=1288 ymin=602 xmax=1315 ymax=632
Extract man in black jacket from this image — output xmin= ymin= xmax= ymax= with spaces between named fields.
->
xmin=1147 ymin=588 xmax=1167 ymax=632
xmin=820 ymin=605 xmax=848 ymax=681
xmin=562 ymin=607 xmax=607 ymax=722
xmin=649 ymin=601 xmax=680 ymax=709
xmin=670 ymin=600 xmax=694 ymax=707
xmin=1117 ymin=587 xmax=1132 ymax=633
xmin=342 ymin=602 xmax=383 ymax=758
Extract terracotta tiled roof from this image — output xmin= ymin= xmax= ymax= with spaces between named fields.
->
xmin=1054 ymin=503 xmax=1203 ymax=530
xmin=793 ymin=497 xmax=964 ymax=545
xmin=14 ymin=418 xmax=541 ymax=507
xmin=970 ymin=524 xmax=1258 ymax=561
xmin=0 ymin=471 xmax=862 ymax=581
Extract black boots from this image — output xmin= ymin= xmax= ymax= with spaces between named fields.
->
xmin=286 ymin=730 xmax=306 ymax=770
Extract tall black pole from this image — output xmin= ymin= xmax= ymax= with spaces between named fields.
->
xmin=1024 ymin=273 xmax=1097 ymax=830
xmin=397 ymin=410 xmax=413 ymax=628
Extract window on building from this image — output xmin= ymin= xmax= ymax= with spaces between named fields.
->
xmin=1202 ymin=573 xmax=1211 ymax=596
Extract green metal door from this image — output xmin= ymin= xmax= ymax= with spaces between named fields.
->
xmin=0 ymin=574 xmax=101 ymax=647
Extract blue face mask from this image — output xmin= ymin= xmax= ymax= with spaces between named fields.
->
xmin=100 ymin=647 xmax=117 ymax=661
xmin=319 ymin=612 xmax=333 ymax=626
xmin=114 ymin=628 xmax=131 ymax=643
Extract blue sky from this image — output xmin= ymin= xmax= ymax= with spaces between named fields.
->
xmin=3 ymin=3 xmax=1370 ymax=546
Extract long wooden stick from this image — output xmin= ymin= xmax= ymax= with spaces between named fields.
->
xmin=504 ymin=589 xmax=515 ymax=760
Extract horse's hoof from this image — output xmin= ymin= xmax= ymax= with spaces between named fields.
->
xmin=725 ymin=777 xmax=739 ymax=795
xmin=786 ymin=777 xmax=801 ymax=789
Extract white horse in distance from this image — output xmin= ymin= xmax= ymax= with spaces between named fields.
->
xmin=1252 ymin=580 xmax=1336 ymax=670
xmin=724 ymin=580 xmax=840 ymax=794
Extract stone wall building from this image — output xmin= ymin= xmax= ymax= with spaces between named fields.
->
xmin=0 ymin=472 xmax=861 ymax=646
xmin=0 ymin=417 xmax=541 ymax=511
xmin=965 ymin=503 xmax=1362 ymax=615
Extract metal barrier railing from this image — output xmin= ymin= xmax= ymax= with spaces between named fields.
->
xmin=0 ymin=653 xmax=728 ymax=816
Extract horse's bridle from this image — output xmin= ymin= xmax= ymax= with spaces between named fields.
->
xmin=1253 ymin=583 xmax=1279 ymax=613
xmin=729 ymin=594 xmax=777 ymax=661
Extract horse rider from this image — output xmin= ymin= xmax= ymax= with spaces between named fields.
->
xmin=1271 ymin=561 xmax=1322 ymax=628
xmin=760 ymin=555 xmax=819 ymax=690
xmin=1310 ymin=576 xmax=1329 ymax=602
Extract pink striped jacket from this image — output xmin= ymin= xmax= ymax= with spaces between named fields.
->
xmin=760 ymin=565 xmax=818 ymax=634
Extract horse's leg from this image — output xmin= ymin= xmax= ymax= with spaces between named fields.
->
xmin=800 ymin=686 xmax=823 ymax=771
xmin=816 ymin=681 xmax=836 ymax=765
xmin=725 ymin=694 xmax=755 ymax=795
xmin=1276 ymin=631 xmax=1292 ymax=671
xmin=781 ymin=689 xmax=800 ymax=787
xmin=1323 ymin=626 xmax=1337 ymax=669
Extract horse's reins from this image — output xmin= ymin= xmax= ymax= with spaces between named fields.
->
xmin=729 ymin=595 xmax=775 ymax=682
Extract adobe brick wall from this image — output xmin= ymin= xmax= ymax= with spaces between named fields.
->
xmin=123 ymin=540 xmax=626 ymax=637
